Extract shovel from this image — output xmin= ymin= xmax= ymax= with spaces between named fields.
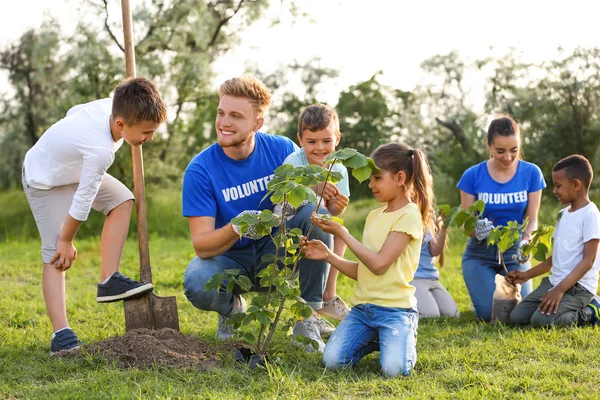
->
xmin=120 ymin=0 xmax=179 ymax=332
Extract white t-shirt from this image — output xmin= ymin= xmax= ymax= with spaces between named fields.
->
xmin=550 ymin=202 xmax=600 ymax=294
xmin=23 ymin=98 xmax=124 ymax=221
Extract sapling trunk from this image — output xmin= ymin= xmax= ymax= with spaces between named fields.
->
xmin=304 ymin=159 xmax=337 ymax=240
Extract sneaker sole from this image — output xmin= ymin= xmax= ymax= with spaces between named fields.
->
xmin=97 ymin=283 xmax=154 ymax=303
xmin=50 ymin=345 xmax=80 ymax=356
xmin=316 ymin=308 xmax=346 ymax=321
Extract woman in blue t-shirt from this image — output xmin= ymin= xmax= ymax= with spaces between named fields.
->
xmin=457 ymin=116 xmax=546 ymax=321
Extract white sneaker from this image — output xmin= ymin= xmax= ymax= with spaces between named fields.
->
xmin=216 ymin=295 xmax=247 ymax=340
xmin=291 ymin=316 xmax=326 ymax=354
xmin=317 ymin=296 xmax=350 ymax=320
xmin=315 ymin=316 xmax=335 ymax=339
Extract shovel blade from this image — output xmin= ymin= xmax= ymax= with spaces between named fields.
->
xmin=124 ymin=293 xmax=180 ymax=332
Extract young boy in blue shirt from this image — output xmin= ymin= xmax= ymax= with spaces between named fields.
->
xmin=508 ymin=155 xmax=600 ymax=326
xmin=282 ymin=104 xmax=351 ymax=321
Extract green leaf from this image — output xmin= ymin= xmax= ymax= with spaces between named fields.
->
xmin=343 ymin=153 xmax=369 ymax=169
xmin=331 ymin=216 xmax=344 ymax=225
xmin=237 ymin=275 xmax=253 ymax=291
xmin=300 ymin=304 xmax=313 ymax=319
xmin=352 ymin=165 xmax=372 ymax=183
xmin=454 ymin=210 xmax=472 ymax=228
xmin=256 ymin=311 xmax=272 ymax=325
xmin=438 ymin=204 xmax=452 ymax=217
xmin=287 ymin=185 xmax=306 ymax=208
xmin=204 ymin=273 xmax=224 ymax=290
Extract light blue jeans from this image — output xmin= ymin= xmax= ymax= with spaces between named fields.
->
xmin=323 ymin=303 xmax=419 ymax=377
xmin=462 ymin=237 xmax=532 ymax=321
xmin=183 ymin=203 xmax=332 ymax=316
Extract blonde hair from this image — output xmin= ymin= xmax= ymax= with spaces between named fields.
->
xmin=298 ymin=104 xmax=340 ymax=137
xmin=218 ymin=74 xmax=272 ymax=116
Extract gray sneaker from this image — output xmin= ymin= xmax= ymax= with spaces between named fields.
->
xmin=216 ymin=295 xmax=247 ymax=340
xmin=292 ymin=316 xmax=326 ymax=354
xmin=317 ymin=296 xmax=350 ymax=320
xmin=315 ymin=316 xmax=335 ymax=339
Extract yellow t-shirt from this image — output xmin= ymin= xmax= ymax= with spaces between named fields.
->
xmin=350 ymin=203 xmax=423 ymax=309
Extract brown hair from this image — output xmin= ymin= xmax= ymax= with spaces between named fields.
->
xmin=553 ymin=154 xmax=594 ymax=189
xmin=218 ymin=74 xmax=272 ymax=116
xmin=112 ymin=77 xmax=167 ymax=125
xmin=487 ymin=115 xmax=521 ymax=146
xmin=372 ymin=143 xmax=435 ymax=233
xmin=298 ymin=104 xmax=340 ymax=137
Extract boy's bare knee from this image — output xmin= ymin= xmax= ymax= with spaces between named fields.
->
xmin=109 ymin=199 xmax=134 ymax=215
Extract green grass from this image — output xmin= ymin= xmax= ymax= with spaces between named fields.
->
xmin=2 ymin=193 xmax=600 ymax=399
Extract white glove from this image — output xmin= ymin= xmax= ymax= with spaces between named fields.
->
xmin=474 ymin=218 xmax=494 ymax=241
xmin=231 ymin=210 xmax=268 ymax=240
xmin=513 ymin=239 xmax=530 ymax=264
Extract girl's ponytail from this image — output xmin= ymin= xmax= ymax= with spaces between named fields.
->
xmin=410 ymin=148 xmax=435 ymax=235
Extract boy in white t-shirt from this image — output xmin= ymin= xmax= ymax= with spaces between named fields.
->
xmin=508 ymin=155 xmax=600 ymax=326
xmin=22 ymin=77 xmax=168 ymax=354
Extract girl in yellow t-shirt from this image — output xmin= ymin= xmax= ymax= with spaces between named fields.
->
xmin=302 ymin=142 xmax=434 ymax=377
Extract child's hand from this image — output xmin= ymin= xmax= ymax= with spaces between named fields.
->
xmin=301 ymin=239 xmax=331 ymax=260
xmin=538 ymin=287 xmax=565 ymax=315
xmin=506 ymin=270 xmax=528 ymax=285
xmin=311 ymin=212 xmax=346 ymax=236
xmin=314 ymin=182 xmax=339 ymax=201
xmin=50 ymin=239 xmax=77 ymax=271
xmin=327 ymin=192 xmax=349 ymax=214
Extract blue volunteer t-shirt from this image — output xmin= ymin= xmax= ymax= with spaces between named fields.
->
xmin=457 ymin=160 xmax=546 ymax=227
xmin=283 ymin=149 xmax=350 ymax=197
xmin=182 ymin=132 xmax=298 ymax=249
xmin=413 ymin=233 xmax=439 ymax=280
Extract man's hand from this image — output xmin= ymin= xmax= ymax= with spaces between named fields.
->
xmin=506 ymin=270 xmax=529 ymax=285
xmin=474 ymin=218 xmax=494 ymax=241
xmin=231 ymin=210 xmax=270 ymax=240
xmin=538 ymin=287 xmax=565 ymax=315
xmin=50 ymin=239 xmax=77 ymax=271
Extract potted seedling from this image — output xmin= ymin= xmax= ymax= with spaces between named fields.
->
xmin=205 ymin=148 xmax=375 ymax=369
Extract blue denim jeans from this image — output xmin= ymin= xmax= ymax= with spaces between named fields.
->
xmin=323 ymin=304 xmax=419 ymax=377
xmin=183 ymin=203 xmax=332 ymax=315
xmin=462 ymin=237 xmax=532 ymax=321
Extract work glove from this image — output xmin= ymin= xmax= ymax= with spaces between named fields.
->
xmin=474 ymin=218 xmax=494 ymax=241
xmin=231 ymin=210 xmax=269 ymax=240
xmin=513 ymin=239 xmax=530 ymax=264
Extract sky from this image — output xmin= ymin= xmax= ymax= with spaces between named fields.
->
xmin=2 ymin=0 xmax=600 ymax=112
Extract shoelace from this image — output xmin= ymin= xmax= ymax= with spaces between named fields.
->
xmin=115 ymin=274 xmax=137 ymax=285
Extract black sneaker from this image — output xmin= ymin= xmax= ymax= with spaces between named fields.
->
xmin=97 ymin=272 xmax=153 ymax=303
xmin=50 ymin=328 xmax=82 ymax=356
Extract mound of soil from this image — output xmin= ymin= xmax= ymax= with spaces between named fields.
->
xmin=65 ymin=328 xmax=222 ymax=370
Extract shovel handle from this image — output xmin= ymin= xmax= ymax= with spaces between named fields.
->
xmin=122 ymin=0 xmax=152 ymax=284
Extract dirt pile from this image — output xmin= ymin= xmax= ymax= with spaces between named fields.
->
xmin=65 ymin=328 xmax=221 ymax=370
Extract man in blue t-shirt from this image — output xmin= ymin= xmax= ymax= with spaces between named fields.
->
xmin=181 ymin=75 xmax=332 ymax=353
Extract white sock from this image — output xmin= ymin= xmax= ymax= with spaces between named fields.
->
xmin=100 ymin=275 xmax=112 ymax=284
xmin=52 ymin=327 xmax=71 ymax=339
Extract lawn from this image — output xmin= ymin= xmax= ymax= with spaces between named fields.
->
xmin=1 ymin=191 xmax=599 ymax=399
